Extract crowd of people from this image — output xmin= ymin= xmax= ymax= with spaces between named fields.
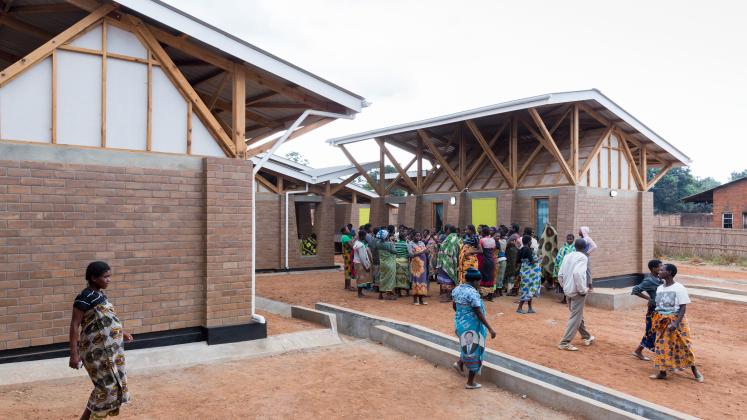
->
xmin=339 ymin=221 xmax=704 ymax=389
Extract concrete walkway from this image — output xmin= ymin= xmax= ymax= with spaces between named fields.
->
xmin=0 ymin=328 xmax=341 ymax=386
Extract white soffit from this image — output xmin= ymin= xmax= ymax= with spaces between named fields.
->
xmin=116 ymin=0 xmax=366 ymax=113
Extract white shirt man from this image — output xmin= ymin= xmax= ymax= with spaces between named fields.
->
xmin=557 ymin=239 xmax=595 ymax=350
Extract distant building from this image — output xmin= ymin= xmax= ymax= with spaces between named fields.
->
xmin=683 ymin=177 xmax=747 ymax=229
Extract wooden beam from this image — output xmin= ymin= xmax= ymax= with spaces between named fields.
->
xmin=64 ymin=0 xmax=101 ymax=12
xmin=458 ymin=129 xmax=465 ymax=180
xmin=527 ymin=108 xmax=575 ymax=184
xmin=577 ymin=102 xmax=610 ymax=127
xmin=329 ymin=171 xmax=360 ymax=196
xmin=465 ymin=120 xmax=515 ymax=188
xmin=100 ymin=21 xmax=106 ymax=147
xmin=246 ymin=91 xmax=278 ymax=105
xmin=232 ymin=63 xmax=246 ymax=159
xmin=418 ymin=129 xmax=462 ymax=190
xmin=125 ymin=14 xmax=235 ymax=156
xmin=205 ymin=72 xmax=228 ymax=111
xmin=571 ymin=104 xmax=579 ymax=180
xmin=517 ymin=144 xmax=544 ymax=184
xmin=0 ymin=14 xmax=55 ymax=40
xmin=640 ymin=145 xmax=648 ymax=184
xmin=579 ymin=125 xmax=614 ymax=177
xmin=385 ymin=156 xmax=417 ymax=193
xmin=510 ymin=117 xmax=517 ymax=183
xmin=51 ymin=50 xmax=56 ymax=143
xmin=379 ymin=144 xmax=385 ymax=193
xmin=246 ymin=118 xmax=333 ymax=157
xmin=646 ymin=162 xmax=673 ymax=191
xmin=187 ymin=102 xmax=192 ymax=154
xmin=617 ymin=129 xmax=644 ymax=190
xmin=146 ymin=51 xmax=152 ymax=151
xmin=249 ymin=102 xmax=309 ymax=109
xmin=339 ymin=144 xmax=380 ymax=195
xmin=0 ymin=4 xmax=115 ymax=88
xmin=255 ymin=174 xmax=279 ymax=194
xmin=416 ymin=137 xmax=423 ymax=192
xmin=377 ymin=139 xmax=419 ymax=193
xmin=191 ymin=68 xmax=223 ymax=87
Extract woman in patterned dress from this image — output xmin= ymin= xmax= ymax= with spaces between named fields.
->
xmin=340 ymin=226 xmax=356 ymax=291
xmin=459 ymin=225 xmax=481 ymax=284
xmin=437 ymin=225 xmax=461 ymax=302
xmin=408 ymin=231 xmax=429 ymax=305
xmin=69 ymin=261 xmax=133 ymax=420
xmin=516 ymin=235 xmax=542 ymax=314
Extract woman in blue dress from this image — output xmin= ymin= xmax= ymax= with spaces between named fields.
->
xmin=452 ymin=268 xmax=497 ymax=389
xmin=516 ymin=235 xmax=542 ymax=314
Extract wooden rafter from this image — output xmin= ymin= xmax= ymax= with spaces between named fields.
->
xmin=385 ymin=156 xmax=417 ymax=193
xmin=571 ymin=104 xmax=579 ymax=180
xmin=125 ymin=14 xmax=235 ymax=157
xmin=246 ymin=91 xmax=278 ymax=105
xmin=339 ymin=144 xmax=380 ymax=195
xmin=577 ymin=102 xmax=611 ymax=127
xmin=617 ymin=129 xmax=645 ymax=190
xmin=232 ymin=63 xmax=247 ymax=159
xmin=0 ymin=4 xmax=116 ymax=88
xmin=510 ymin=117 xmax=517 ymax=179
xmin=6 ymin=3 xmax=78 ymax=14
xmin=246 ymin=118 xmax=333 ymax=157
xmin=527 ymin=108 xmax=575 ymax=184
xmin=377 ymin=139 xmax=419 ymax=193
xmin=517 ymin=144 xmax=544 ymax=184
xmin=197 ymin=90 xmax=279 ymax=129
xmin=206 ymin=72 xmax=228 ymax=111
xmin=191 ymin=68 xmax=223 ymax=87
xmin=255 ymin=174 xmax=279 ymax=194
xmin=418 ymin=129 xmax=462 ymax=190
xmin=249 ymin=102 xmax=309 ymax=109
xmin=579 ymin=125 xmax=614 ymax=177
xmin=465 ymin=120 xmax=515 ymax=188
xmin=464 ymin=120 xmax=508 ymax=187
xmin=640 ymin=145 xmax=648 ymax=183
xmin=646 ymin=162 xmax=673 ymax=191
xmin=329 ymin=171 xmax=360 ymax=196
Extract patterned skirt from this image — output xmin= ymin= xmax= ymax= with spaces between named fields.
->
xmin=519 ymin=260 xmax=542 ymax=302
xmin=354 ymin=262 xmax=371 ymax=288
xmin=410 ymin=254 xmax=428 ymax=296
xmin=395 ymin=257 xmax=410 ymax=289
xmin=652 ymin=313 xmax=696 ymax=371
xmin=79 ymin=302 xmax=129 ymax=418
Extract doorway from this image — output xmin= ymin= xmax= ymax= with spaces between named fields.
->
xmin=433 ymin=202 xmax=444 ymax=231
xmin=534 ymin=198 xmax=549 ymax=236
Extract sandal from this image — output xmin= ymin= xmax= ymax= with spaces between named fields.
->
xmin=465 ymin=383 xmax=482 ymax=389
xmin=632 ymin=352 xmax=651 ymax=361
xmin=516 ymin=309 xmax=526 ymax=314
xmin=649 ymin=373 xmax=667 ymax=380
xmin=527 ymin=309 xmax=536 ymax=314
xmin=558 ymin=344 xmax=578 ymax=351
xmin=694 ymin=373 xmax=704 ymax=383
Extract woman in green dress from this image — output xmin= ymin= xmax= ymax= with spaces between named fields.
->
xmin=376 ymin=230 xmax=398 ymax=300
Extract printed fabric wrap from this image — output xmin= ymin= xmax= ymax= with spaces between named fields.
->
xmin=438 ymin=233 xmax=460 ymax=284
xmin=378 ymin=242 xmax=397 ymax=293
xmin=452 ymin=284 xmax=487 ymax=373
xmin=519 ymin=254 xmax=542 ymax=302
xmin=79 ymin=301 xmax=129 ymax=419
xmin=538 ymin=224 xmax=558 ymax=279
xmin=410 ymin=245 xmax=429 ymax=296
xmin=652 ymin=313 xmax=695 ymax=371
xmin=459 ymin=243 xmax=480 ymax=284
xmin=553 ymin=243 xmax=574 ymax=279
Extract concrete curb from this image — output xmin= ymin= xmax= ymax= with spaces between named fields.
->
xmin=291 ymin=305 xmax=338 ymax=334
xmin=255 ymin=296 xmax=292 ymax=317
xmin=316 ymin=302 xmax=697 ymax=420
xmin=373 ymin=325 xmax=644 ymax=420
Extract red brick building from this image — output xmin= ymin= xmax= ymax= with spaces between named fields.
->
xmin=330 ymin=90 xmax=691 ymax=280
xmin=684 ymin=177 xmax=747 ymax=229
xmin=0 ymin=0 xmax=365 ymax=360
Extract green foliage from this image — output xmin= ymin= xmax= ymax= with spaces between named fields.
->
xmin=284 ymin=151 xmax=309 ymax=166
xmin=648 ymin=167 xmax=719 ymax=214
xmin=354 ymin=164 xmax=406 ymax=197
xmin=729 ymin=169 xmax=747 ymax=182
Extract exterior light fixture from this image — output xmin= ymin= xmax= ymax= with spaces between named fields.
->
xmin=450 ymin=196 xmax=457 ymax=205
xmin=610 ymin=190 xmax=618 ymax=198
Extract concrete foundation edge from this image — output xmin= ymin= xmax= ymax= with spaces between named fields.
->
xmin=315 ymin=302 xmax=697 ymax=420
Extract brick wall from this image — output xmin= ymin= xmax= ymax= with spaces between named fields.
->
xmin=255 ymin=193 xmax=281 ymax=270
xmin=712 ymin=180 xmax=747 ymax=229
xmin=575 ymin=187 xmax=648 ymax=277
xmin=0 ymin=145 xmax=255 ymax=351
xmin=205 ymin=159 xmax=252 ymax=328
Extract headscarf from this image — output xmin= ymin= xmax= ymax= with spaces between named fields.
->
xmin=376 ymin=230 xmax=389 ymax=240
xmin=463 ymin=233 xmax=479 ymax=247
xmin=464 ymin=267 xmax=482 ymax=282
xmin=579 ymin=226 xmax=597 ymax=255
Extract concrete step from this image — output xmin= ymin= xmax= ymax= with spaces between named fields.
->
xmin=0 ymin=328 xmax=341 ymax=386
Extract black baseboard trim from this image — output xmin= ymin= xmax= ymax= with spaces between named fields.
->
xmin=1 ymin=321 xmax=268 ymax=364
xmin=256 ymin=265 xmax=340 ymax=273
xmin=593 ymin=273 xmax=644 ymax=288
xmin=206 ymin=321 xmax=267 ymax=345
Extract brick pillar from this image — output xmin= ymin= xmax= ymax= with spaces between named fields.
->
xmin=369 ymin=197 xmax=388 ymax=227
xmin=402 ymin=195 xmax=417 ymax=227
xmin=640 ymin=191 xmax=654 ymax=272
xmin=497 ymin=190 xmax=514 ymax=226
xmin=315 ymin=196 xmax=336 ymax=264
xmin=412 ymin=195 xmax=425 ymax=231
xmin=205 ymin=157 xmax=265 ymax=344
xmin=556 ymin=186 xmax=578 ymax=238
xmin=458 ymin=191 xmax=471 ymax=228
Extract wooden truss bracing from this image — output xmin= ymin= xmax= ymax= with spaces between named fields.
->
xmin=336 ymin=100 xmax=676 ymax=196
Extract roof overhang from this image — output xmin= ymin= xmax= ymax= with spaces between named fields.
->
xmin=250 ymin=153 xmax=378 ymax=187
xmin=327 ymin=89 xmax=691 ymax=165
xmin=117 ymin=0 xmax=367 ymax=113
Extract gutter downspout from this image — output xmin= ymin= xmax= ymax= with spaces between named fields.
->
xmin=250 ymin=110 xmax=356 ymax=324
xmin=285 ymin=184 xmax=309 ymax=271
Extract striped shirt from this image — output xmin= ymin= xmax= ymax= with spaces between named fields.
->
xmin=395 ymin=241 xmax=409 ymax=258
xmin=73 ymin=287 xmax=108 ymax=311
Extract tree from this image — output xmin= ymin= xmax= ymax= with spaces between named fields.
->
xmin=729 ymin=169 xmax=747 ymax=182
xmin=284 ymin=151 xmax=309 ymax=166
xmin=648 ymin=167 xmax=720 ymax=214
xmin=354 ymin=165 xmax=407 ymax=197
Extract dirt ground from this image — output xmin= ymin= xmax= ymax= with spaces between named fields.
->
xmin=0 ymin=341 xmax=572 ymax=420
xmin=257 ymin=266 xmax=747 ymax=419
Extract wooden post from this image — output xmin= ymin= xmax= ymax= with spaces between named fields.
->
xmin=100 ymin=21 xmax=107 ymax=147
xmin=416 ymin=137 xmax=422 ymax=193
xmin=459 ymin=129 xmax=465 ymax=181
xmin=352 ymin=192 xmax=357 ymax=204
xmin=232 ymin=63 xmax=246 ymax=159
xmin=187 ymin=102 xmax=193 ymax=154
xmin=640 ymin=145 xmax=648 ymax=185
xmin=379 ymin=142 xmax=386 ymax=193
xmin=51 ymin=50 xmax=57 ymax=144
xmin=146 ymin=52 xmax=152 ymax=151
xmin=510 ymin=117 xmax=517 ymax=187
xmin=571 ymin=104 xmax=579 ymax=181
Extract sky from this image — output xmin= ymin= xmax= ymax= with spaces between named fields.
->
xmin=166 ymin=0 xmax=747 ymax=182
